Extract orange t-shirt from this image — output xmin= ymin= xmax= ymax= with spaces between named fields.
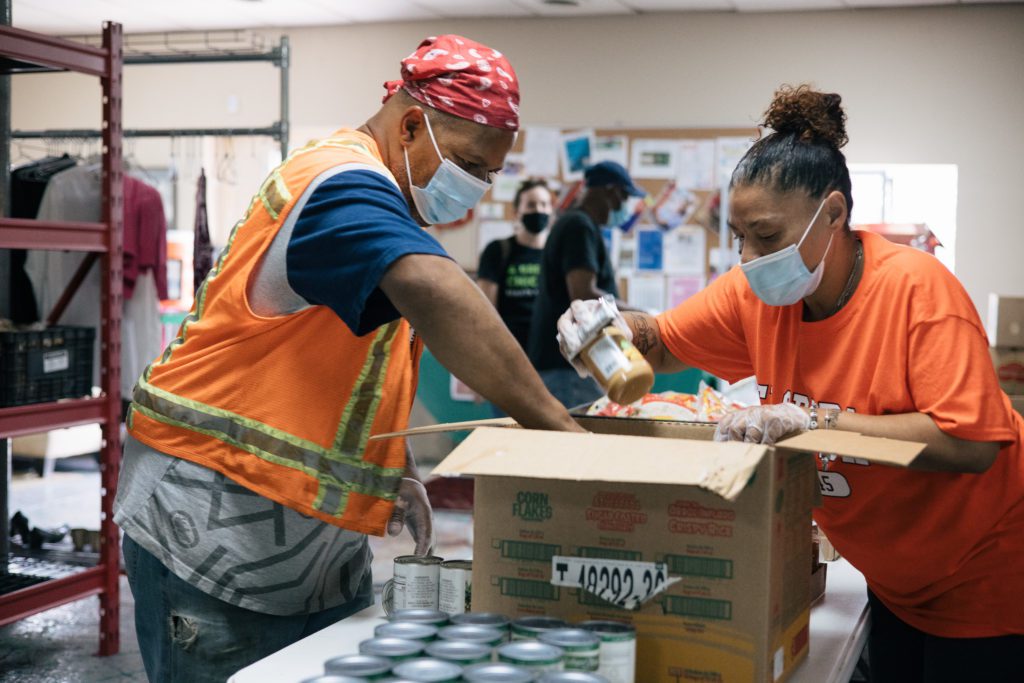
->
xmin=657 ymin=230 xmax=1024 ymax=638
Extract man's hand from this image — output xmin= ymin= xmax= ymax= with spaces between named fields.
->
xmin=713 ymin=404 xmax=810 ymax=445
xmin=387 ymin=477 xmax=435 ymax=556
xmin=556 ymin=298 xmax=632 ymax=377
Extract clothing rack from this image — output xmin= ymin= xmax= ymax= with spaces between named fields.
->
xmin=10 ymin=34 xmax=290 ymax=159
xmin=0 ymin=20 xmax=124 ymax=656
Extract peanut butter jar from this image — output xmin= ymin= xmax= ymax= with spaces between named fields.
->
xmin=578 ymin=326 xmax=654 ymax=405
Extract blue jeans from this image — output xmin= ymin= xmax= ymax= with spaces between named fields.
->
xmin=538 ymin=367 xmax=604 ymax=411
xmin=123 ymin=534 xmax=373 ymax=683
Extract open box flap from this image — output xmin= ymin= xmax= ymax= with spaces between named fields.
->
xmin=430 ymin=427 xmax=769 ymax=502
xmin=370 ymin=417 xmax=517 ymax=441
xmin=776 ymin=430 xmax=925 ymax=467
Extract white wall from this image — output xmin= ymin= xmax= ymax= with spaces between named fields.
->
xmin=12 ymin=5 xmax=1024 ymax=314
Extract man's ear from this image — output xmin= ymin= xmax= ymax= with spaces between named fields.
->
xmin=400 ymin=106 xmax=425 ymax=146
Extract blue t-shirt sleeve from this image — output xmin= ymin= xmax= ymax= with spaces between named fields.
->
xmin=286 ymin=168 xmax=450 ymax=336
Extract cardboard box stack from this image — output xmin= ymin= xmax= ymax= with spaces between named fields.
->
xmin=987 ymin=294 xmax=1024 ymax=414
xmin=388 ymin=415 xmax=925 ymax=682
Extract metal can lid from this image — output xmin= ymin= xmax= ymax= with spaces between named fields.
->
xmin=395 ymin=554 xmax=444 ymax=565
xmin=497 ymin=640 xmax=565 ymax=664
xmin=450 ymin=612 xmax=511 ymax=629
xmin=440 ymin=559 xmax=472 ymax=570
xmin=425 ymin=639 xmax=492 ymax=662
xmin=577 ymin=620 xmax=636 ymax=641
xmin=390 ymin=657 xmax=463 ymax=681
xmin=537 ymin=673 xmax=611 ymax=683
xmin=462 ymin=662 xmax=537 ymax=683
xmin=538 ymin=628 xmax=600 ymax=651
xmin=299 ymin=677 xmax=369 ymax=683
xmin=438 ymin=624 xmax=505 ymax=644
xmin=389 ymin=608 xmax=450 ymax=625
xmin=323 ymin=653 xmax=393 ymax=676
xmin=510 ymin=616 xmax=569 ymax=633
xmin=375 ymin=621 xmax=439 ymax=641
xmin=359 ymin=637 xmax=425 ymax=658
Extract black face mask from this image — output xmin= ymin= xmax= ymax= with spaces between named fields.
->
xmin=520 ymin=212 xmax=550 ymax=234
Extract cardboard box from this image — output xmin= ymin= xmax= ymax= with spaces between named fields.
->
xmin=991 ymin=348 xmax=1024 ymax=395
xmin=987 ymin=294 xmax=1024 ymax=349
xmin=394 ymin=417 xmax=923 ymax=683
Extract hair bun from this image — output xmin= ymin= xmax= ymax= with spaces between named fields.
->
xmin=762 ymin=84 xmax=848 ymax=149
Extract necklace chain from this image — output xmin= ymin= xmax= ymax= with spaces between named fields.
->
xmin=830 ymin=238 xmax=863 ymax=316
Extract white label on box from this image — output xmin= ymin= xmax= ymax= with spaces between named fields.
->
xmin=43 ymin=350 xmax=70 ymax=374
xmin=585 ymin=335 xmax=630 ymax=382
xmin=774 ymin=646 xmax=784 ymax=680
xmin=550 ymin=556 xmax=680 ymax=611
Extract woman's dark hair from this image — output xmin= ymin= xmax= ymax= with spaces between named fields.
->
xmin=513 ymin=178 xmax=551 ymax=213
xmin=731 ymin=84 xmax=853 ymax=222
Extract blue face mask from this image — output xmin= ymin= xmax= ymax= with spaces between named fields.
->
xmin=607 ymin=199 xmax=631 ymax=229
xmin=404 ymin=113 xmax=491 ymax=225
xmin=740 ymin=197 xmax=832 ymax=306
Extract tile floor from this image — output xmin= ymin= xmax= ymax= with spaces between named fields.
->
xmin=2 ymin=461 xmax=472 ymax=683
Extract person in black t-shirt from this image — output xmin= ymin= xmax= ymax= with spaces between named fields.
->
xmin=477 ymin=178 xmax=553 ymax=350
xmin=527 ymin=161 xmax=645 ymax=408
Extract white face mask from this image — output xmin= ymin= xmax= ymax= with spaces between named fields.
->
xmin=403 ymin=112 xmax=491 ymax=225
xmin=740 ymin=197 xmax=832 ymax=306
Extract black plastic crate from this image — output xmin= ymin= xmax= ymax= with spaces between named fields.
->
xmin=0 ymin=326 xmax=95 ymax=408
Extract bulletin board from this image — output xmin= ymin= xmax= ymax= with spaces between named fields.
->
xmin=471 ymin=125 xmax=758 ymax=311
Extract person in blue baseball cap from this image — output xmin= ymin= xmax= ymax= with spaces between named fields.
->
xmin=525 ymin=160 xmax=646 ymax=408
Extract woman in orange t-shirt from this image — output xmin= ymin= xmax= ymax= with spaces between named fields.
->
xmin=559 ymin=85 xmax=1023 ymax=682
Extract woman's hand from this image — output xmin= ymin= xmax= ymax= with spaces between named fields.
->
xmin=714 ymin=403 xmax=810 ymax=444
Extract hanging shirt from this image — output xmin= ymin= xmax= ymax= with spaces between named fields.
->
xmin=656 ymin=230 xmax=1024 ymax=638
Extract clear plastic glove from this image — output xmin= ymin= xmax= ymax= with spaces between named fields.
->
xmin=713 ymin=403 xmax=810 ymax=445
xmin=387 ymin=477 xmax=435 ymax=556
xmin=556 ymin=297 xmax=632 ymax=378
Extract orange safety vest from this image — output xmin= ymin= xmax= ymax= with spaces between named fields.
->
xmin=128 ymin=129 xmax=422 ymax=536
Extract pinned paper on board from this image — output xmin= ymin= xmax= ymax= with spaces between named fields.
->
xmin=677 ymin=139 xmax=716 ymax=190
xmin=477 ymin=221 xmax=515 ymax=254
xmin=630 ymin=139 xmax=679 ymax=179
xmin=715 ymin=136 xmax=754 ymax=186
xmin=492 ymin=152 xmax=525 ymax=202
xmin=592 ymin=135 xmax=629 ymax=167
xmin=523 ymin=126 xmax=561 ymax=177
xmin=635 ymin=228 xmax=664 ymax=271
xmin=663 ymin=226 xmax=706 ymax=275
xmin=667 ymin=275 xmax=705 ymax=308
xmin=560 ymin=129 xmax=595 ymax=181
xmin=627 ymin=273 xmax=667 ymax=312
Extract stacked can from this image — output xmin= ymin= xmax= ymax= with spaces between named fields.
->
xmin=537 ymin=673 xmax=611 ymax=682
xmin=358 ymin=636 xmax=424 ymax=662
xmin=510 ymin=616 xmax=570 ymax=641
xmin=322 ymin=653 xmax=392 ymax=679
xmin=497 ymin=640 xmax=565 ymax=674
xmin=438 ymin=559 xmax=472 ymax=615
xmin=462 ymin=662 xmax=538 ymax=682
xmin=539 ymin=629 xmax=601 ymax=672
xmin=391 ymin=555 xmax=443 ymax=611
xmin=374 ymin=621 xmax=438 ymax=643
xmin=424 ymin=639 xmax=492 ymax=667
xmin=390 ymin=657 xmax=463 ymax=682
xmin=579 ymin=621 xmax=636 ymax=683
xmin=450 ymin=612 xmax=511 ymax=641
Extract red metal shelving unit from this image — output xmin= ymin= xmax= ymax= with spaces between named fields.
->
xmin=0 ymin=21 xmax=123 ymax=655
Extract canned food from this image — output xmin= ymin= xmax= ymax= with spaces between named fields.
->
xmin=375 ymin=620 xmax=439 ymax=642
xmin=578 ymin=620 xmax=636 ymax=683
xmin=462 ymin=662 xmax=536 ymax=682
xmin=537 ymin=673 xmax=611 ymax=683
xmin=424 ymin=639 xmax=492 ymax=666
xmin=390 ymin=657 xmax=463 ymax=682
xmin=451 ymin=612 xmax=510 ymax=630
xmin=497 ymin=640 xmax=565 ymax=672
xmin=510 ymin=615 xmax=569 ymax=641
xmin=437 ymin=624 xmax=505 ymax=647
xmin=300 ymin=677 xmax=369 ymax=683
xmin=539 ymin=629 xmax=600 ymax=672
xmin=323 ymin=653 xmax=393 ymax=678
xmin=388 ymin=608 xmax=450 ymax=627
xmin=437 ymin=559 xmax=472 ymax=615
xmin=359 ymin=636 xmax=425 ymax=661
xmin=392 ymin=555 xmax=443 ymax=611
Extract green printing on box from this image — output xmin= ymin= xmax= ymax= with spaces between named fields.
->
xmin=663 ymin=596 xmax=733 ymax=620
xmin=498 ymin=577 xmax=560 ymax=601
xmin=664 ymin=554 xmax=734 ymax=579
xmin=575 ymin=546 xmax=642 ymax=561
xmin=497 ymin=540 xmax=561 ymax=563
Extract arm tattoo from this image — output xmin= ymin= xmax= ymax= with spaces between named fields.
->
xmin=628 ymin=313 xmax=658 ymax=356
